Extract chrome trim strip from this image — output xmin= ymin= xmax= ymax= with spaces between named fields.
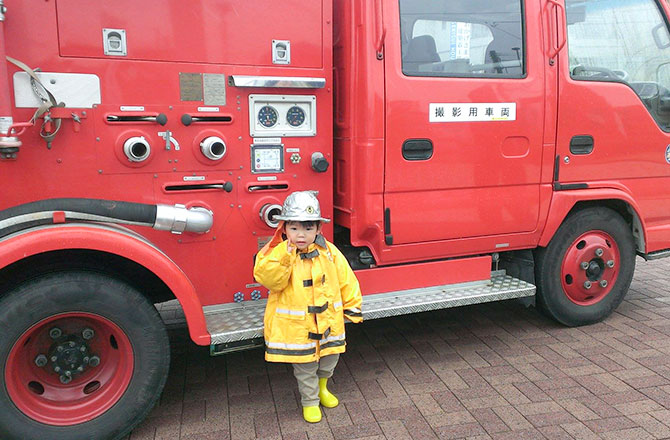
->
xmin=642 ymin=249 xmax=670 ymax=260
xmin=229 ymin=75 xmax=326 ymax=89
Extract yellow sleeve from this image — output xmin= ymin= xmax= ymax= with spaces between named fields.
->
xmin=253 ymin=240 xmax=296 ymax=292
xmin=332 ymin=245 xmax=363 ymax=323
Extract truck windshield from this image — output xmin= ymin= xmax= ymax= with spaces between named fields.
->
xmin=566 ymin=0 xmax=670 ymax=130
xmin=399 ymin=0 xmax=524 ymax=78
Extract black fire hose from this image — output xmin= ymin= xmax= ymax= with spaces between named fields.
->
xmin=0 ymin=198 xmax=213 ymax=238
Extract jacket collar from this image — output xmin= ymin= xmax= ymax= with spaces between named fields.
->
xmin=314 ymin=234 xmax=326 ymax=248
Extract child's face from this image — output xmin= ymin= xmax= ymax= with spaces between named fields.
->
xmin=285 ymin=221 xmax=321 ymax=250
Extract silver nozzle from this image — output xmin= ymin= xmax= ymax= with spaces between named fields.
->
xmin=200 ymin=136 xmax=227 ymax=161
xmin=154 ymin=204 xmax=213 ymax=234
xmin=123 ymin=136 xmax=151 ymax=162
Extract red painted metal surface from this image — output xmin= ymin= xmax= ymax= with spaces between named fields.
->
xmin=5 ymin=313 xmax=133 ymax=425
xmin=0 ymin=0 xmax=669 ymax=351
xmin=0 ymin=0 xmax=333 ymax=314
xmin=561 ymin=231 xmax=619 ymax=306
xmin=381 ymin=0 xmax=546 ymax=245
xmin=56 ymin=1 xmax=324 ymax=68
xmin=355 ymin=255 xmax=491 ymax=295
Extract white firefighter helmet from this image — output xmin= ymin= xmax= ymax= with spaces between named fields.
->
xmin=274 ymin=191 xmax=330 ymax=223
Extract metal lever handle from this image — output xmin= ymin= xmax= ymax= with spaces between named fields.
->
xmin=106 ymin=113 xmax=168 ymax=126
xmin=547 ymin=0 xmax=567 ymax=63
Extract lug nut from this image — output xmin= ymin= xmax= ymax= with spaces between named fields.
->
xmin=88 ymin=356 xmax=100 ymax=367
xmin=80 ymin=346 xmax=87 ymax=352
xmin=49 ymin=327 xmax=62 ymax=339
xmin=50 ymin=356 xmax=57 ymax=362
xmin=34 ymin=354 xmax=48 ymax=368
xmin=595 ymin=248 xmax=604 ymax=257
xmin=59 ymin=373 xmax=72 ymax=384
xmin=82 ymin=328 xmax=95 ymax=340
xmin=68 ymin=341 xmax=76 ymax=348
xmin=607 ymin=260 xmax=615 ymax=268
xmin=77 ymin=366 xmax=84 ymax=372
xmin=600 ymin=280 xmax=608 ymax=287
xmin=54 ymin=366 xmax=61 ymax=373
xmin=57 ymin=345 xmax=64 ymax=352
xmin=584 ymin=281 xmax=592 ymax=289
xmin=580 ymin=261 xmax=589 ymax=270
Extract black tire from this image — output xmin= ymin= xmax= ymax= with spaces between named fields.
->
xmin=0 ymin=271 xmax=170 ymax=440
xmin=535 ymin=207 xmax=635 ymax=326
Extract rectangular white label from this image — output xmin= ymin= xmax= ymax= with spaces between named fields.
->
xmin=120 ymin=105 xmax=145 ymax=112
xmin=197 ymin=106 xmax=220 ymax=112
xmin=253 ymin=137 xmax=282 ymax=144
xmin=429 ymin=103 xmax=516 ymax=122
xmin=183 ymin=176 xmax=206 ymax=181
xmin=286 ymin=148 xmax=300 ymax=153
xmin=257 ymin=176 xmax=278 ymax=181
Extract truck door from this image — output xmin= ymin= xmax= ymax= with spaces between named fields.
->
xmin=383 ymin=0 xmax=545 ymax=245
xmin=556 ymin=0 xmax=670 ymax=184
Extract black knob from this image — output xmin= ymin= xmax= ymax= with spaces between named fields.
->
xmin=223 ymin=181 xmax=233 ymax=192
xmin=156 ymin=113 xmax=168 ymax=126
xmin=181 ymin=114 xmax=193 ymax=126
xmin=311 ymin=152 xmax=329 ymax=173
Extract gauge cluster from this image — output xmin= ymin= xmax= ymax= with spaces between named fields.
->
xmin=249 ymin=94 xmax=316 ymax=137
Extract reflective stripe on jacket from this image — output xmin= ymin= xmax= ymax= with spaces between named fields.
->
xmin=254 ymin=232 xmax=363 ymax=363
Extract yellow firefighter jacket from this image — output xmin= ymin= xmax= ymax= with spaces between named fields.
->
xmin=253 ymin=227 xmax=362 ymax=363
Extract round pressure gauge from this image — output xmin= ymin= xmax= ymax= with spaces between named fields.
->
xmin=258 ymin=105 xmax=278 ymax=128
xmin=286 ymin=106 xmax=306 ymax=127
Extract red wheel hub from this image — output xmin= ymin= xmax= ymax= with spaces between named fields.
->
xmin=5 ymin=313 xmax=134 ymax=425
xmin=561 ymin=231 xmax=620 ymax=306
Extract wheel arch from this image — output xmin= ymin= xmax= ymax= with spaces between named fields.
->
xmin=539 ymin=190 xmax=646 ymax=253
xmin=0 ymin=224 xmax=210 ymax=345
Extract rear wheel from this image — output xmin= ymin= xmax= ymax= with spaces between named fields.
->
xmin=0 ymin=271 xmax=170 ymax=440
xmin=535 ymin=207 xmax=635 ymax=326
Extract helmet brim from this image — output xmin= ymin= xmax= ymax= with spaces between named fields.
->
xmin=274 ymin=215 xmax=331 ymax=223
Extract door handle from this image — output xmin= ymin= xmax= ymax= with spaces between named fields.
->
xmin=547 ymin=0 xmax=567 ymax=63
xmin=570 ymin=135 xmax=594 ymax=155
xmin=402 ymin=139 xmax=433 ymax=161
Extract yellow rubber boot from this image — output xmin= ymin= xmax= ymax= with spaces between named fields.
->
xmin=318 ymin=377 xmax=339 ymax=408
xmin=302 ymin=405 xmax=322 ymax=423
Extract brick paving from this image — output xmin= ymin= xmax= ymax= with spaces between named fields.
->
xmin=126 ymin=258 xmax=670 ymax=439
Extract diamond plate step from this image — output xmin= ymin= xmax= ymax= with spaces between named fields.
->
xmin=205 ymin=271 xmax=535 ymax=347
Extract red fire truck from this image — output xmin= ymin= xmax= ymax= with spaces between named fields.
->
xmin=1 ymin=0 xmax=670 ymax=438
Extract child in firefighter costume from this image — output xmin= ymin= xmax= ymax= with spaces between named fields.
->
xmin=254 ymin=191 xmax=363 ymax=423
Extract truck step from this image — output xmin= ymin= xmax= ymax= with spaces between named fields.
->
xmin=207 ymin=271 xmax=535 ymax=355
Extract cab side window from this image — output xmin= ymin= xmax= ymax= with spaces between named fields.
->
xmin=399 ymin=0 xmax=524 ymax=78
xmin=566 ymin=0 xmax=670 ymax=130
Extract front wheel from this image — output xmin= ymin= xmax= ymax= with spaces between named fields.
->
xmin=0 ymin=271 xmax=170 ymax=440
xmin=535 ymin=207 xmax=636 ymax=326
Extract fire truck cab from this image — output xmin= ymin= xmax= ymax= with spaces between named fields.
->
xmin=1 ymin=0 xmax=670 ymax=438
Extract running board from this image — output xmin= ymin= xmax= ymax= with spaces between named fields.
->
xmin=207 ymin=271 xmax=535 ymax=355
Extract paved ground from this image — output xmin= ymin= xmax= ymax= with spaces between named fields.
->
xmin=126 ymin=258 xmax=670 ymax=440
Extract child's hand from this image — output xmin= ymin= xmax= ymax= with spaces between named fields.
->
xmin=286 ymin=238 xmax=296 ymax=254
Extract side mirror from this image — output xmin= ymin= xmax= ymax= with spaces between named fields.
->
xmin=566 ymin=5 xmax=586 ymax=25
xmin=652 ymin=23 xmax=670 ymax=49
xmin=657 ymin=64 xmax=670 ymax=112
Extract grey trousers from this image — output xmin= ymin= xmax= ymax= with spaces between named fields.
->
xmin=292 ymin=354 xmax=340 ymax=407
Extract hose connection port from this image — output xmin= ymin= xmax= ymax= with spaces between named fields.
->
xmin=123 ymin=136 xmax=151 ymax=162
xmin=260 ymin=203 xmax=283 ymax=228
xmin=200 ymin=136 xmax=227 ymax=161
